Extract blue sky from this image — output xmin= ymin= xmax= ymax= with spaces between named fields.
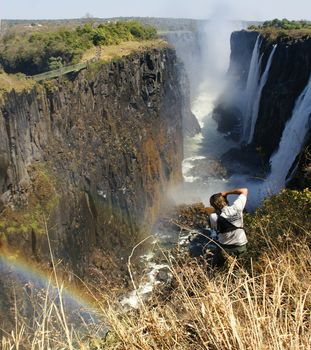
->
xmin=1 ymin=0 xmax=311 ymax=20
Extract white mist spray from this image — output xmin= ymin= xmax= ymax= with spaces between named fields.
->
xmin=169 ymin=16 xmax=244 ymax=204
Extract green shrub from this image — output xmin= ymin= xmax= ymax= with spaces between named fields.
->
xmin=48 ymin=56 xmax=63 ymax=70
xmin=245 ymin=188 xmax=311 ymax=259
xmin=249 ymin=18 xmax=311 ymax=31
xmin=0 ymin=21 xmax=157 ymax=75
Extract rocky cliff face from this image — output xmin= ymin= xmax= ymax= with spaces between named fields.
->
xmin=214 ymin=30 xmax=311 ymax=184
xmin=0 ymin=47 xmax=185 ymax=274
xmin=227 ymin=30 xmax=259 ymax=90
xmin=252 ymin=34 xmax=311 ymax=161
xmin=287 ymin=137 xmax=311 ymax=189
xmin=212 ymin=31 xmax=258 ymax=137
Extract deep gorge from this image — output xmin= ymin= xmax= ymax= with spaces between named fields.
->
xmin=0 ymin=25 xmax=311 ymax=334
xmin=172 ymin=27 xmax=311 ymax=208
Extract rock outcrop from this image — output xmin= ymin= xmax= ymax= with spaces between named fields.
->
xmin=213 ymin=31 xmax=258 ymax=137
xmin=287 ymin=136 xmax=311 ymax=189
xmin=0 ymin=47 xmax=186 ymax=274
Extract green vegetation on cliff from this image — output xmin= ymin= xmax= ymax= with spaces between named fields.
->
xmin=0 ymin=164 xmax=59 ymax=238
xmin=0 ymin=21 xmax=157 ymax=75
xmin=0 ymin=71 xmax=35 ymax=99
xmin=248 ymin=18 xmax=311 ymax=40
xmin=249 ymin=18 xmax=311 ymax=30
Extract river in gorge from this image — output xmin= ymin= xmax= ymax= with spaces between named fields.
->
xmin=120 ymin=81 xmax=259 ymax=309
xmin=121 ymin=26 xmax=274 ymax=307
xmin=181 ymin=81 xmax=269 ymax=212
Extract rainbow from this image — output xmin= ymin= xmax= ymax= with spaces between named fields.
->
xmin=0 ymin=247 xmax=104 ymax=327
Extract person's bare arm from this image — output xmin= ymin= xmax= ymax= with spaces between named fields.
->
xmin=221 ymin=188 xmax=248 ymax=197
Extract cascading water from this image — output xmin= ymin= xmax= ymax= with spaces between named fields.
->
xmin=267 ymin=75 xmax=311 ymax=192
xmin=241 ymin=35 xmax=262 ymax=143
xmin=167 ymin=28 xmax=310 ymax=211
xmin=176 ymin=19 xmax=242 ymax=204
xmin=247 ymin=44 xmax=277 ymax=144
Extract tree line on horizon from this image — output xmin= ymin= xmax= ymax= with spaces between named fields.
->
xmin=248 ymin=18 xmax=311 ymax=31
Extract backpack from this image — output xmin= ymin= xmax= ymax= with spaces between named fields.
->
xmin=217 ymin=215 xmax=244 ymax=234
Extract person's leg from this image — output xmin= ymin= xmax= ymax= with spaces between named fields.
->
xmin=223 ymin=244 xmax=247 ymax=259
xmin=221 ymin=245 xmax=247 ymax=277
xmin=210 ymin=245 xmax=226 ymax=267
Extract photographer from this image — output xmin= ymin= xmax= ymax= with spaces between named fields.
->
xmin=209 ymin=188 xmax=248 ymax=260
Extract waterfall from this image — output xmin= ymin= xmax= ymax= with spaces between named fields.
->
xmin=247 ymin=45 xmax=277 ymax=144
xmin=241 ymin=35 xmax=262 ymax=142
xmin=267 ymin=75 xmax=311 ymax=192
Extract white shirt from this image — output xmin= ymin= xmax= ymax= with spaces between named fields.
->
xmin=210 ymin=194 xmax=247 ymax=246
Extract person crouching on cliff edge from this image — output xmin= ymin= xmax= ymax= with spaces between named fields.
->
xmin=209 ymin=188 xmax=248 ymax=261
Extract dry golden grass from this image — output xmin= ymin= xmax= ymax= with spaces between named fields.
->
xmin=255 ymin=28 xmax=311 ymax=41
xmin=1 ymin=189 xmax=311 ymax=349
xmin=82 ymin=39 xmax=169 ymax=63
xmin=0 ymin=71 xmax=36 ymax=97
xmin=102 ymin=241 xmax=311 ymax=350
xmin=81 ymin=46 xmax=98 ymax=61
xmin=2 ymin=237 xmax=310 ymax=349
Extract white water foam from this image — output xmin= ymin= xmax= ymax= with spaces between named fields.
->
xmin=182 ymin=155 xmax=206 ymax=183
xmin=191 ymin=85 xmax=219 ymax=128
xmin=121 ymin=262 xmax=169 ymax=309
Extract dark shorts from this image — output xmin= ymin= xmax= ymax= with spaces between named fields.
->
xmin=220 ymin=243 xmax=248 ymax=258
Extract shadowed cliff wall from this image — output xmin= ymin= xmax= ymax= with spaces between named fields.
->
xmin=0 ymin=47 xmax=185 ymax=273
xmin=214 ymin=30 xmax=311 ymax=184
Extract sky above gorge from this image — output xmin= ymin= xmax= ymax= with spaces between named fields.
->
xmin=1 ymin=0 xmax=311 ymax=21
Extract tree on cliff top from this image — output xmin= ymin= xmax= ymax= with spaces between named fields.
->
xmin=0 ymin=21 xmax=157 ymax=75
xmin=248 ymin=18 xmax=311 ymax=31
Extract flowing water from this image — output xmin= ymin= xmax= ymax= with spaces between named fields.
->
xmin=247 ymin=45 xmax=277 ymax=144
xmin=181 ymin=82 xmax=237 ymax=204
xmin=267 ymin=74 xmax=311 ymax=191
xmin=241 ymin=35 xmax=262 ymax=143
